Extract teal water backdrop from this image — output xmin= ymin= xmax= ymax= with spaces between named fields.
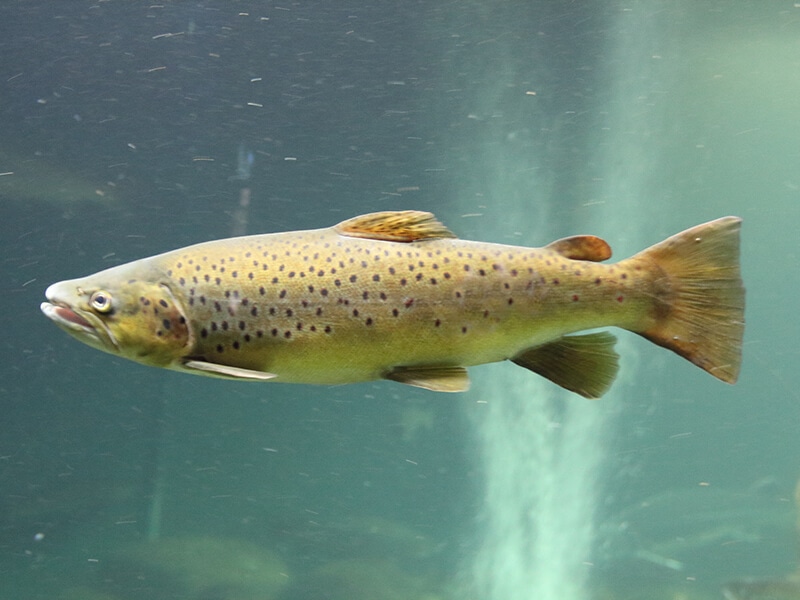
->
xmin=1 ymin=2 xmax=797 ymax=599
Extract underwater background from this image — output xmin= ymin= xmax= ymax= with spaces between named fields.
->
xmin=1 ymin=2 xmax=799 ymax=599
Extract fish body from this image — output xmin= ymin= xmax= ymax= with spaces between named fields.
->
xmin=41 ymin=211 xmax=745 ymax=397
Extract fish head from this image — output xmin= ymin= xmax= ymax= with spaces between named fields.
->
xmin=41 ymin=263 xmax=192 ymax=368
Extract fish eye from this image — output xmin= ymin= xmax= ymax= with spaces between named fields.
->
xmin=90 ymin=291 xmax=113 ymax=313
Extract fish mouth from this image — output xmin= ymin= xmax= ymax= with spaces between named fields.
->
xmin=40 ymin=301 xmax=119 ymax=351
xmin=40 ymin=302 xmax=93 ymax=330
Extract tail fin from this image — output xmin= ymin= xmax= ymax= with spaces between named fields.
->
xmin=632 ymin=217 xmax=745 ymax=383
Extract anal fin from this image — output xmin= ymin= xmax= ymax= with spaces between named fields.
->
xmin=182 ymin=359 xmax=277 ymax=381
xmin=511 ymin=332 xmax=619 ymax=399
xmin=385 ymin=365 xmax=470 ymax=392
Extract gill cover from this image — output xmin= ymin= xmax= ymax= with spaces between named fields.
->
xmin=105 ymin=281 xmax=192 ymax=366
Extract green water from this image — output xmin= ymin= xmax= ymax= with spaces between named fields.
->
xmin=2 ymin=2 xmax=798 ymax=599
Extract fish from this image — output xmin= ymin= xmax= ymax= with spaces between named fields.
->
xmin=723 ymin=578 xmax=800 ymax=600
xmin=40 ymin=210 xmax=745 ymax=398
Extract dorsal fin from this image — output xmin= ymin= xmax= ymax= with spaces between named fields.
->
xmin=334 ymin=211 xmax=457 ymax=243
xmin=545 ymin=235 xmax=612 ymax=262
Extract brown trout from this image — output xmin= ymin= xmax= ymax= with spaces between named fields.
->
xmin=40 ymin=211 xmax=744 ymax=398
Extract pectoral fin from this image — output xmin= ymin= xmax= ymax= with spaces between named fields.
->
xmin=511 ymin=332 xmax=619 ymax=399
xmin=182 ymin=360 xmax=277 ymax=381
xmin=385 ymin=365 xmax=470 ymax=392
